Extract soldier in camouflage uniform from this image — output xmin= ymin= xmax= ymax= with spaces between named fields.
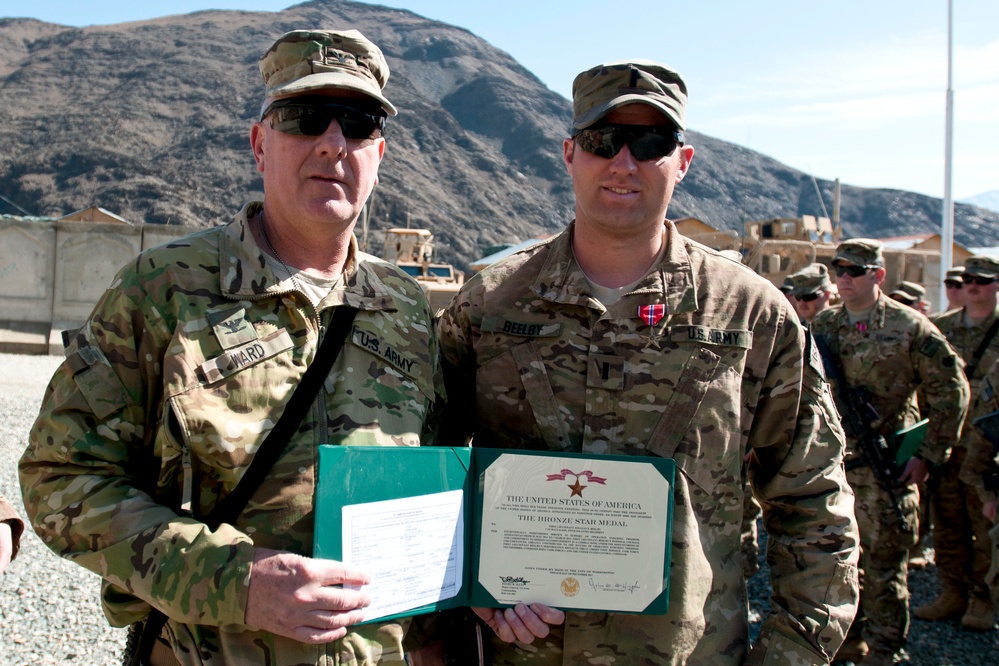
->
xmin=917 ymin=256 xmax=999 ymax=630
xmin=0 ymin=493 xmax=24 ymax=574
xmin=959 ymin=358 xmax=999 ymax=631
xmin=789 ymin=263 xmax=835 ymax=326
xmin=945 ymin=266 xmax=967 ymax=312
xmin=811 ymin=239 xmax=970 ymax=665
xmin=19 ymin=30 xmax=443 ymax=666
xmin=436 ymin=59 xmax=860 ymax=666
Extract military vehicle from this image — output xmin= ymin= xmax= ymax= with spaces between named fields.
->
xmin=380 ymin=227 xmax=464 ymax=312
xmin=685 ymin=214 xmax=943 ymax=310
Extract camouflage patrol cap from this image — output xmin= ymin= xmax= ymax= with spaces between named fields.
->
xmin=963 ymin=255 xmax=999 ymax=279
xmin=780 ymin=275 xmax=795 ymax=293
xmin=833 ymin=238 xmax=884 ymax=267
xmin=890 ymin=281 xmax=926 ymax=300
xmin=571 ymin=60 xmax=687 ymax=131
xmin=259 ymin=29 xmax=397 ymax=116
xmin=945 ymin=266 xmax=966 ymax=281
xmin=789 ymin=263 xmax=831 ymax=298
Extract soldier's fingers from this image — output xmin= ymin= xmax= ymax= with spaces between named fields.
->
xmin=312 ymin=585 xmax=371 ymax=613
xmin=528 ymin=603 xmax=565 ymax=626
xmin=309 ymin=558 xmax=372 ymax=587
xmin=501 ymin=605 xmax=542 ymax=643
xmin=477 ymin=607 xmax=517 ymax=643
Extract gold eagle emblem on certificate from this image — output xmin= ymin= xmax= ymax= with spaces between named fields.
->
xmin=561 ymin=577 xmax=581 ymax=597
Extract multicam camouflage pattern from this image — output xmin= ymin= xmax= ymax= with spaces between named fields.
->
xmin=0 ymin=494 xmax=24 ymax=562
xmin=959 ymin=362 xmax=999 ymax=605
xmin=19 ymin=201 xmax=443 ymax=666
xmin=571 ymin=60 xmax=687 ymax=131
xmin=259 ymin=29 xmax=397 ymax=116
xmin=930 ymin=306 xmax=999 ymax=602
xmin=437 ymin=222 xmax=860 ymax=665
xmin=811 ymin=293 xmax=970 ymax=655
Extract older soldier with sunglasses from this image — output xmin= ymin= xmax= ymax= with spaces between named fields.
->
xmin=20 ymin=30 xmax=443 ymax=666
xmin=812 ymin=239 xmax=970 ymax=664
xmin=917 ymin=255 xmax=999 ymax=631
xmin=436 ymin=60 xmax=859 ymax=665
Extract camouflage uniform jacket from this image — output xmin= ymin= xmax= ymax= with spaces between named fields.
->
xmin=932 ymin=305 xmax=999 ymax=451
xmin=959 ymin=360 xmax=999 ymax=504
xmin=19 ymin=202 xmax=443 ymax=666
xmin=437 ymin=222 xmax=860 ymax=665
xmin=0 ymin=494 xmax=24 ymax=562
xmin=811 ymin=294 xmax=969 ymax=466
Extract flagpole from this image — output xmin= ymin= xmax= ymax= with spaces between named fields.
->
xmin=940 ymin=0 xmax=955 ymax=311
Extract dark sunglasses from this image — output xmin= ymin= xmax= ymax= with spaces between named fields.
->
xmin=795 ymin=292 xmax=822 ymax=302
xmin=263 ymin=98 xmax=386 ymax=140
xmin=573 ymin=123 xmax=684 ymax=161
xmin=833 ymin=264 xmax=872 ymax=278
xmin=944 ymin=280 xmax=963 ymax=289
xmin=962 ymin=274 xmax=996 ymax=285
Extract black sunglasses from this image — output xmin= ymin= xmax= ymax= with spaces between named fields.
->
xmin=962 ymin=274 xmax=996 ymax=286
xmin=573 ymin=123 xmax=684 ymax=161
xmin=833 ymin=264 xmax=872 ymax=278
xmin=944 ymin=280 xmax=963 ymax=289
xmin=263 ymin=98 xmax=386 ymax=140
xmin=795 ymin=292 xmax=822 ymax=302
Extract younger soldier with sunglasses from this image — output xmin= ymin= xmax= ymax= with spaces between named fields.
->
xmin=812 ymin=239 xmax=970 ymax=664
xmin=437 ymin=60 xmax=859 ymax=665
xmin=918 ymin=255 xmax=999 ymax=631
xmin=789 ymin=262 xmax=835 ymax=325
xmin=20 ymin=30 xmax=443 ymax=665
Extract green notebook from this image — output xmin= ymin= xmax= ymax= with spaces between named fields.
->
xmin=314 ymin=444 xmax=676 ymax=623
xmin=893 ymin=418 xmax=929 ymax=466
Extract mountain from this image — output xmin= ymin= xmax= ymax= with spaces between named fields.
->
xmin=1 ymin=0 xmax=997 ymax=270
xmin=960 ymin=190 xmax=999 ymax=215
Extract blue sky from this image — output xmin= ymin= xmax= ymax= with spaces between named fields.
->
xmin=7 ymin=1 xmax=998 ymax=202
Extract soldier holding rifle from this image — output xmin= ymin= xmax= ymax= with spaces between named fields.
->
xmin=811 ymin=238 xmax=970 ymax=665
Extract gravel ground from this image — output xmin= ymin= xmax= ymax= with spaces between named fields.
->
xmin=1 ymin=351 xmax=997 ymax=664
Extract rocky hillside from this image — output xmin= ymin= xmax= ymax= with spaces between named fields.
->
xmin=1 ymin=0 xmax=996 ymax=269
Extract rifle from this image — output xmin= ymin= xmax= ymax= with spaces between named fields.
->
xmin=813 ymin=334 xmax=911 ymax=532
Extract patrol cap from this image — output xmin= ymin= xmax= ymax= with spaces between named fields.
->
xmin=571 ymin=60 xmax=687 ymax=131
xmin=789 ymin=263 xmax=831 ymax=298
xmin=833 ymin=238 xmax=884 ymax=268
xmin=780 ymin=275 xmax=795 ymax=293
xmin=963 ymin=255 xmax=999 ymax=279
xmin=259 ymin=29 xmax=397 ymax=116
xmin=945 ymin=266 xmax=966 ymax=281
xmin=890 ymin=281 xmax=926 ymax=300
xmin=889 ymin=290 xmax=917 ymax=306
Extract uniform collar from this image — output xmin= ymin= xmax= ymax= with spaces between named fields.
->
xmin=219 ymin=201 xmax=396 ymax=311
xmin=530 ymin=220 xmax=698 ymax=315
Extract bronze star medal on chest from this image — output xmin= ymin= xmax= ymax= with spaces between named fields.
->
xmin=639 ymin=304 xmax=666 ymax=349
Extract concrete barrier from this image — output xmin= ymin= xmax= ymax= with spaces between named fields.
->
xmin=0 ymin=219 xmax=190 ymax=354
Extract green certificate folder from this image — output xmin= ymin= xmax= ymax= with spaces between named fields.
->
xmin=314 ymin=445 xmax=675 ymax=623
xmin=893 ymin=418 xmax=929 ymax=467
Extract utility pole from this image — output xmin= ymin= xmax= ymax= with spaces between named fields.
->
xmin=940 ymin=0 xmax=955 ymax=310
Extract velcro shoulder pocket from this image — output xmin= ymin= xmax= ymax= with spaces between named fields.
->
xmin=64 ymin=328 xmax=130 ymax=419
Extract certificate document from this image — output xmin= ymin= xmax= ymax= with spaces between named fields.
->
xmin=314 ymin=445 xmax=675 ymax=621
xmin=342 ymin=490 xmax=464 ymax=620
xmin=477 ymin=453 xmax=670 ymax=612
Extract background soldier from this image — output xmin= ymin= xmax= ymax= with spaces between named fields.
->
xmin=789 ymin=263 xmax=835 ymax=325
xmin=959 ymin=357 xmax=999 ymax=635
xmin=945 ymin=267 xmax=968 ymax=312
xmin=437 ymin=59 xmax=859 ymax=665
xmin=890 ymin=281 xmax=930 ymax=315
xmin=20 ymin=29 xmax=443 ymax=665
xmin=812 ymin=239 xmax=970 ymax=665
xmin=918 ymin=256 xmax=999 ymax=631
